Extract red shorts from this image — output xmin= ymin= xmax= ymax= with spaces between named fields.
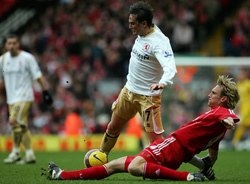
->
xmin=138 ymin=136 xmax=186 ymax=170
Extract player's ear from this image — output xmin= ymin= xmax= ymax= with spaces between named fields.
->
xmin=221 ymin=96 xmax=227 ymax=103
xmin=141 ymin=20 xmax=147 ymax=27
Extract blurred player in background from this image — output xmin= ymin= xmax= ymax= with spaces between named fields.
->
xmin=99 ymin=1 xmax=177 ymax=155
xmin=0 ymin=34 xmax=53 ymax=164
xmin=232 ymin=68 xmax=250 ymax=149
xmin=125 ymin=113 xmax=145 ymax=149
xmin=45 ymin=75 xmax=240 ymax=181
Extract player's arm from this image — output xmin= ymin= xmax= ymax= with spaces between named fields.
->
xmin=37 ymin=76 xmax=53 ymax=106
xmin=207 ymin=148 xmax=218 ymax=165
xmin=37 ymin=76 xmax=47 ymax=91
xmin=188 ymin=155 xmax=215 ymax=180
xmin=0 ymin=78 xmax=5 ymax=92
xmin=0 ymin=56 xmax=5 ymax=91
xmin=150 ymin=40 xmax=177 ymax=92
xmin=150 ymin=59 xmax=176 ymax=92
xmin=190 ymin=149 xmax=217 ymax=181
xmin=200 ymin=152 xmax=216 ymax=180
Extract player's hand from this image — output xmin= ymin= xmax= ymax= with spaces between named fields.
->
xmin=42 ymin=90 xmax=53 ymax=106
xmin=150 ymin=83 xmax=165 ymax=92
xmin=221 ymin=117 xmax=235 ymax=129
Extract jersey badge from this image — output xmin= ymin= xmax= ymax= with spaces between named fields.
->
xmin=143 ymin=43 xmax=150 ymax=52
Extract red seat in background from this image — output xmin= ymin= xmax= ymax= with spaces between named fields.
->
xmin=0 ymin=0 xmax=17 ymax=18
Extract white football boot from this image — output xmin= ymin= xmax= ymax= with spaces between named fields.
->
xmin=48 ymin=162 xmax=63 ymax=180
xmin=16 ymin=154 xmax=36 ymax=164
xmin=187 ymin=172 xmax=205 ymax=181
xmin=3 ymin=152 xmax=21 ymax=164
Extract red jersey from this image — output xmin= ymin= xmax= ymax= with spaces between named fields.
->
xmin=171 ymin=106 xmax=239 ymax=161
xmin=139 ymin=106 xmax=240 ymax=169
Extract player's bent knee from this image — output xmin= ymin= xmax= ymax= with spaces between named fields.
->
xmin=128 ymin=164 xmax=141 ymax=176
xmin=127 ymin=157 xmax=144 ymax=176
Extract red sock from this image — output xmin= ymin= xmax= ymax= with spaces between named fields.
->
xmin=143 ymin=162 xmax=188 ymax=181
xmin=60 ymin=165 xmax=109 ymax=180
xmin=124 ymin=156 xmax=135 ymax=172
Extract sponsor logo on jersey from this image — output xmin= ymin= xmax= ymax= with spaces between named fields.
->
xmin=132 ymin=48 xmax=149 ymax=61
xmin=163 ymin=51 xmax=173 ymax=58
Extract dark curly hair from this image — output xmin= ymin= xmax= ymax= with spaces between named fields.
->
xmin=128 ymin=1 xmax=154 ymax=27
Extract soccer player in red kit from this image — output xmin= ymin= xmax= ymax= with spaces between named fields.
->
xmin=43 ymin=75 xmax=240 ymax=181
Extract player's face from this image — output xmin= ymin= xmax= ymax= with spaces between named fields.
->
xmin=5 ymin=38 xmax=20 ymax=56
xmin=128 ymin=14 xmax=146 ymax=36
xmin=208 ymin=85 xmax=226 ymax=108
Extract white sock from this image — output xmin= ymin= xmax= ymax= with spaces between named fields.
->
xmin=13 ymin=147 xmax=20 ymax=153
xmin=25 ymin=149 xmax=34 ymax=156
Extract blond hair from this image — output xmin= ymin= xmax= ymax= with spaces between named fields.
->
xmin=217 ymin=75 xmax=240 ymax=109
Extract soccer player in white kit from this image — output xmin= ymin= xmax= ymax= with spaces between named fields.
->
xmin=100 ymin=1 xmax=177 ymax=154
xmin=0 ymin=34 xmax=53 ymax=164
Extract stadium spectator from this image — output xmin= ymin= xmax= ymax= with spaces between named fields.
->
xmin=222 ymin=0 xmax=250 ymax=56
xmin=125 ymin=113 xmax=145 ymax=149
xmin=172 ymin=8 xmax=194 ymax=53
xmin=63 ymin=108 xmax=84 ymax=136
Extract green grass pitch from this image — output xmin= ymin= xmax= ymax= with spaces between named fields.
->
xmin=0 ymin=150 xmax=249 ymax=184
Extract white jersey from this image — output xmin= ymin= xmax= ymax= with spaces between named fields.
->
xmin=0 ymin=51 xmax=42 ymax=104
xmin=126 ymin=25 xmax=177 ymax=96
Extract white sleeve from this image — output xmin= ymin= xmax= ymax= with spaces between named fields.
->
xmin=154 ymin=40 xmax=177 ymax=86
xmin=27 ymin=54 xmax=42 ymax=81
xmin=0 ymin=55 xmax=3 ymax=79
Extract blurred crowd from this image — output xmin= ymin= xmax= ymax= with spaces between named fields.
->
xmin=222 ymin=0 xmax=250 ymax=56
xmin=0 ymin=0 xmax=249 ymax=138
